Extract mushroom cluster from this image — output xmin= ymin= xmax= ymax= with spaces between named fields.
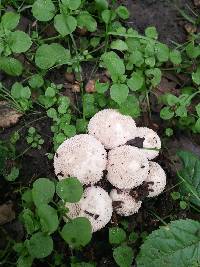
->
xmin=54 ymin=109 xmax=166 ymax=232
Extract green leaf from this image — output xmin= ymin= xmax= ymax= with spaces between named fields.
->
xmin=11 ymin=82 xmax=31 ymax=99
xmin=62 ymin=0 xmax=81 ymax=10
xmin=101 ymin=51 xmax=125 ymax=83
xmin=109 ymin=227 xmax=126 ymax=245
xmin=155 ymin=43 xmax=169 ymax=62
xmin=145 ymin=68 xmax=161 ymax=87
xmin=5 ymin=167 xmax=19 ymax=181
xmin=32 ymin=178 xmax=55 ymax=207
xmin=61 ymin=217 xmax=92 ymax=248
xmin=83 ymin=94 xmax=98 ymax=118
xmin=192 ymin=67 xmax=200 ymax=85
xmin=128 ymin=51 xmax=144 ymax=67
xmin=127 ymin=72 xmax=144 ymax=91
xmin=177 ymin=150 xmax=200 ymax=207
xmin=175 ymin=105 xmax=187 ymax=118
xmin=54 ymin=14 xmax=77 ymax=36
xmin=110 ymin=83 xmax=129 ymax=105
xmin=195 ymin=103 xmax=200 ymax=117
xmin=22 ymin=209 xmax=36 ymax=235
xmin=8 ymin=31 xmax=32 ymax=53
xmin=195 ymin=118 xmax=200 ymax=133
xmin=62 ymin=125 xmax=76 ymax=137
xmin=165 ymin=93 xmax=179 ymax=106
xmin=160 ymin=107 xmax=174 ymax=120
xmin=71 ymin=263 xmax=95 ymax=267
xmin=77 ymin=12 xmax=97 ymax=32
xmin=45 ymin=86 xmax=56 ymax=97
xmin=113 ymin=246 xmax=134 ymax=267
xmin=1 ymin=12 xmax=20 ymax=30
xmin=170 ymin=50 xmax=182 ymax=65
xmin=119 ymin=95 xmax=141 ymax=118
xmin=136 ymin=219 xmax=200 ymax=267
xmin=32 ymin=0 xmax=55 ymax=21
xmin=95 ymin=80 xmax=109 ymax=94
xmin=95 ymin=0 xmax=108 ymax=10
xmin=58 ymin=96 xmax=70 ymax=113
xmin=76 ymin=118 xmax=88 ymax=133
xmin=0 ymin=56 xmax=23 ymax=76
xmin=111 ymin=40 xmax=128 ymax=51
xmin=101 ymin=9 xmax=116 ymax=24
xmin=145 ymin=26 xmax=158 ymax=39
xmin=56 ymin=177 xmax=83 ymax=202
xmin=116 ymin=6 xmax=130 ymax=19
xmin=27 ymin=232 xmax=53 ymax=259
xmin=35 ymin=44 xmax=55 ymax=69
xmin=186 ymin=43 xmax=200 ymax=59
xmin=37 ymin=204 xmax=59 ymax=234
xmin=17 ymin=255 xmax=33 ymax=267
xmin=50 ymin=43 xmax=71 ymax=65
xmin=28 ymin=74 xmax=44 ymax=88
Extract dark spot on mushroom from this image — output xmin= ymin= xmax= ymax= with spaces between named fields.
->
xmin=85 ymin=210 xmax=95 ymax=217
xmin=94 ymin=214 xmax=99 ymax=220
xmin=57 ymin=171 xmax=64 ymax=177
xmin=103 ymin=169 xmax=108 ymax=177
xmin=129 ymin=181 xmax=154 ymax=201
xmin=141 ymin=165 xmax=145 ymax=169
xmin=113 ymin=201 xmax=123 ymax=209
xmin=126 ymin=137 xmax=145 ymax=148
xmin=55 ymin=152 xmax=58 ymax=158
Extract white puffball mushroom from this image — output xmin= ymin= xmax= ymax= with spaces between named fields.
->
xmin=107 ymin=146 xmax=149 ymax=189
xmin=54 ymin=134 xmax=107 ymax=185
xmin=127 ymin=127 xmax=161 ymax=160
xmin=65 ymin=186 xmax=113 ymax=232
xmin=145 ymin=162 xmax=166 ymax=197
xmin=110 ymin=189 xmax=142 ymax=216
xmin=88 ymin=109 xmax=136 ymax=149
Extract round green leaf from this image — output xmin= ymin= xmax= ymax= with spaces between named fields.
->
xmin=155 ymin=43 xmax=169 ymax=62
xmin=111 ymin=40 xmax=128 ymax=51
xmin=136 ymin=219 xmax=200 ymax=267
xmin=37 ymin=204 xmax=59 ymax=234
xmin=62 ymin=125 xmax=76 ymax=137
xmin=61 ymin=217 xmax=92 ymax=248
xmin=170 ymin=50 xmax=182 ymax=65
xmin=110 ymin=83 xmax=129 ymax=105
xmin=160 ymin=107 xmax=174 ymax=120
xmin=119 ymin=95 xmax=141 ymax=118
xmin=32 ymin=0 xmax=55 ymax=21
xmin=54 ymin=14 xmax=77 ymax=36
xmin=56 ymin=177 xmax=83 ymax=202
xmin=35 ymin=44 xmax=55 ymax=69
xmin=145 ymin=68 xmax=161 ymax=87
xmin=192 ymin=67 xmax=200 ymax=85
xmin=145 ymin=26 xmax=158 ymax=39
xmin=127 ymin=72 xmax=144 ymax=91
xmin=0 ymin=57 xmax=23 ymax=76
xmin=113 ymin=246 xmax=134 ymax=267
xmin=77 ymin=12 xmax=97 ymax=32
xmin=101 ymin=9 xmax=116 ymax=24
xmin=1 ymin=12 xmax=20 ymax=30
xmin=28 ymin=74 xmax=44 ymax=88
xmin=32 ymin=178 xmax=55 ymax=207
xmin=62 ymin=0 xmax=81 ymax=10
xmin=50 ymin=43 xmax=71 ymax=65
xmin=116 ymin=6 xmax=130 ymax=20
xmin=109 ymin=227 xmax=126 ymax=245
xmin=8 ymin=31 xmax=32 ymax=53
xmin=27 ymin=232 xmax=53 ymax=259
xmin=17 ymin=255 xmax=33 ymax=267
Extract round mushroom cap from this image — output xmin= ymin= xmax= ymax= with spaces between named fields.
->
xmin=65 ymin=186 xmax=113 ymax=232
xmin=107 ymin=146 xmax=149 ymax=189
xmin=110 ymin=189 xmax=142 ymax=216
xmin=145 ymin=162 xmax=166 ymax=197
xmin=54 ymin=134 xmax=107 ymax=185
xmin=127 ymin=127 xmax=161 ymax=160
xmin=88 ymin=109 xmax=136 ymax=149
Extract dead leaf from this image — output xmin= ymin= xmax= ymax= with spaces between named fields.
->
xmin=184 ymin=23 xmax=197 ymax=34
xmin=0 ymin=202 xmax=15 ymax=225
xmin=85 ymin=80 xmax=96 ymax=93
xmin=0 ymin=101 xmax=22 ymax=129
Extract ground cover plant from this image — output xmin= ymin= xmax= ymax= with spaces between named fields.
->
xmin=0 ymin=0 xmax=200 ymax=266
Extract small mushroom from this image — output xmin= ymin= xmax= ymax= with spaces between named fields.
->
xmin=110 ymin=189 xmax=142 ymax=216
xmin=88 ymin=109 xmax=136 ymax=149
xmin=107 ymin=146 xmax=149 ymax=189
xmin=65 ymin=186 xmax=113 ymax=232
xmin=127 ymin=127 xmax=161 ymax=160
xmin=54 ymin=134 xmax=107 ymax=185
xmin=145 ymin=162 xmax=166 ymax=197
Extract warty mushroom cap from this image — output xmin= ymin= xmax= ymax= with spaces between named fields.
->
xmin=126 ymin=127 xmax=161 ymax=160
xmin=54 ymin=134 xmax=107 ymax=185
xmin=145 ymin=161 xmax=166 ymax=197
xmin=65 ymin=186 xmax=113 ymax=232
xmin=88 ymin=109 xmax=137 ymax=149
xmin=106 ymin=146 xmax=149 ymax=189
xmin=110 ymin=189 xmax=142 ymax=216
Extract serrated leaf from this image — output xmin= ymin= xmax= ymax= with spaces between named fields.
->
xmin=177 ymin=150 xmax=200 ymax=207
xmin=101 ymin=51 xmax=125 ymax=82
xmin=137 ymin=219 xmax=200 ymax=267
xmin=32 ymin=0 xmax=55 ymax=21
